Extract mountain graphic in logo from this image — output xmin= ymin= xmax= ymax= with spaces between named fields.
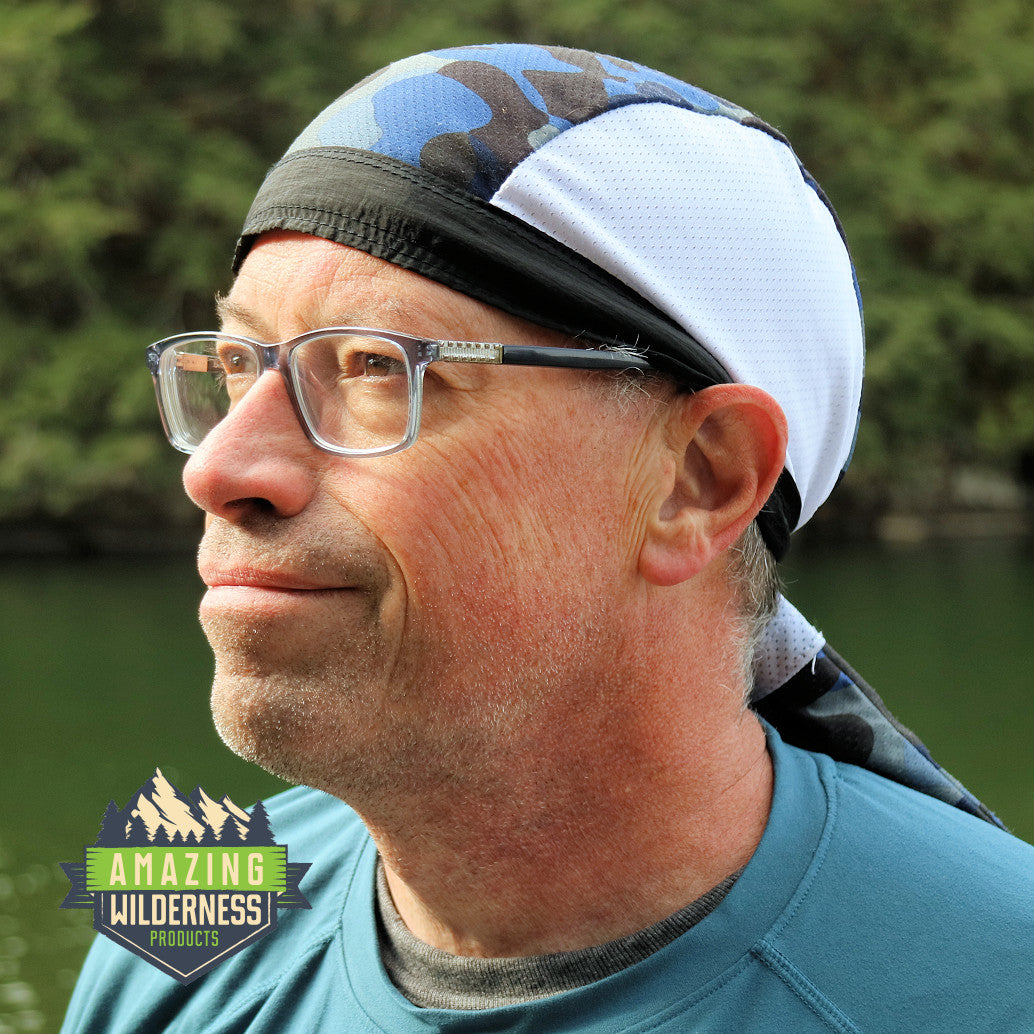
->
xmin=190 ymin=784 xmax=251 ymax=841
xmin=95 ymin=769 xmax=267 ymax=847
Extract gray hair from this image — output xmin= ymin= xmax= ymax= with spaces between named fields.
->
xmin=726 ymin=520 xmax=782 ymax=696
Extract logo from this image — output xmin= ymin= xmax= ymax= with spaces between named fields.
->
xmin=61 ymin=769 xmax=310 ymax=984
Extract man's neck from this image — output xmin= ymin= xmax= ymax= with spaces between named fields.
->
xmin=361 ymin=705 xmax=773 ymax=958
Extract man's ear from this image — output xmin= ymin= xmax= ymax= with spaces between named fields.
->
xmin=638 ymin=385 xmax=787 ymax=587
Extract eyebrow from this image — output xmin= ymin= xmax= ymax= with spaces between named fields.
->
xmin=214 ymin=296 xmax=274 ymax=339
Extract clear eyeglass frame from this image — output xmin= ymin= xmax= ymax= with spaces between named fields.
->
xmin=145 ymin=326 xmax=654 ymax=457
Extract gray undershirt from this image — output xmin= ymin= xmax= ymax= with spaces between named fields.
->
xmin=375 ymin=859 xmax=741 ymax=1010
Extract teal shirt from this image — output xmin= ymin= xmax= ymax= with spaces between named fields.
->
xmin=62 ymin=727 xmax=1034 ymax=1032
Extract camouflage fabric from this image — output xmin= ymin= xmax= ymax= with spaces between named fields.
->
xmin=755 ymin=645 xmax=1004 ymax=828
xmin=284 ymin=44 xmax=771 ymax=202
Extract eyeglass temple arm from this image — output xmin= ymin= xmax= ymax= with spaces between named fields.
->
xmin=437 ymin=341 xmax=652 ymax=373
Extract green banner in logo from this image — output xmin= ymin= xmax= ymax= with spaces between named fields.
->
xmin=84 ymin=846 xmax=289 ymax=893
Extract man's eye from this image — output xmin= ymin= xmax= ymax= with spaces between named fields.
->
xmin=217 ymin=347 xmax=252 ymax=374
xmin=359 ymin=352 xmax=405 ymax=376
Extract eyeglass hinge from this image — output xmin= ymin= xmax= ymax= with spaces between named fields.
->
xmin=438 ymin=342 xmax=503 ymax=364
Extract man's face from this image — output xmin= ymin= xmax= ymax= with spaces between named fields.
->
xmin=184 ymin=232 xmax=670 ymax=806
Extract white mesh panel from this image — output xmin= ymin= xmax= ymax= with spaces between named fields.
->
xmin=750 ymin=595 xmax=826 ymax=699
xmin=491 ymin=104 xmax=864 ymax=528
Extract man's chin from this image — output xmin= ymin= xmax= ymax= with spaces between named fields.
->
xmin=210 ymin=674 xmax=342 ymax=788
xmin=207 ymin=670 xmax=407 ymax=802
xmin=207 ymin=669 xmax=488 ymax=811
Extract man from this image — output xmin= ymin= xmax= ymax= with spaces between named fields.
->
xmin=65 ymin=44 xmax=1033 ymax=1031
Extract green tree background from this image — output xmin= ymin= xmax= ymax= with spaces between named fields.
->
xmin=2 ymin=0 xmax=1032 ymax=548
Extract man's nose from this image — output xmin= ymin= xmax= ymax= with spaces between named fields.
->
xmin=182 ymin=370 xmax=320 ymax=521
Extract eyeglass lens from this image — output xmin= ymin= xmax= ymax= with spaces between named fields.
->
xmin=159 ymin=334 xmax=414 ymax=453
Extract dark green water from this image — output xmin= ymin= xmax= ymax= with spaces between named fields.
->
xmin=2 ymin=541 xmax=1032 ymax=1031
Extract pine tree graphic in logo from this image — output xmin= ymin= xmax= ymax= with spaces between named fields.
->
xmin=62 ymin=770 xmax=309 ymax=984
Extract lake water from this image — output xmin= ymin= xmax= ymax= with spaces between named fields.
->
xmin=2 ymin=539 xmax=1032 ymax=1030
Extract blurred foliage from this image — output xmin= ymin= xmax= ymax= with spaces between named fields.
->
xmin=1 ymin=0 xmax=1032 ymax=545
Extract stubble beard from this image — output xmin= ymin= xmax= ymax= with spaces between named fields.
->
xmin=204 ymin=599 xmax=613 ymax=822
xmin=203 ymin=608 xmax=532 ymax=814
xmin=195 ymin=513 xmax=438 ymax=807
xmin=205 ymin=605 xmax=422 ymax=803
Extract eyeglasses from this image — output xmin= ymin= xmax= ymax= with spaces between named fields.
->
xmin=146 ymin=327 xmax=654 ymax=456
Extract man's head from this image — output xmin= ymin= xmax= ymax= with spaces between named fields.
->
xmin=150 ymin=44 xmax=864 ymax=804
